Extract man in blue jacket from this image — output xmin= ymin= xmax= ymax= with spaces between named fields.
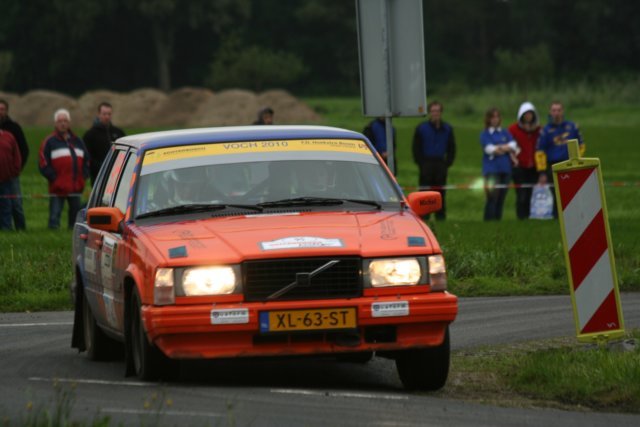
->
xmin=535 ymin=101 xmax=585 ymax=218
xmin=362 ymin=117 xmax=396 ymax=173
xmin=412 ymin=101 xmax=456 ymax=220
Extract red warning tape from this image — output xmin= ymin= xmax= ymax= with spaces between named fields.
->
xmin=402 ymin=181 xmax=640 ymax=192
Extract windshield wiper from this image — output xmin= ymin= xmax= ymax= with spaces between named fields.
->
xmin=258 ymin=197 xmax=381 ymax=209
xmin=136 ymin=203 xmax=262 ymax=219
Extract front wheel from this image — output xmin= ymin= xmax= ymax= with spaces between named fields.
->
xmin=129 ymin=289 xmax=164 ymax=380
xmin=395 ymin=327 xmax=450 ymax=391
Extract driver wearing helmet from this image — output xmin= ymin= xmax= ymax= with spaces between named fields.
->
xmin=292 ymin=161 xmax=331 ymax=196
xmin=163 ymin=166 xmax=221 ymax=206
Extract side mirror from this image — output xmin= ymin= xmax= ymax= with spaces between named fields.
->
xmin=407 ymin=191 xmax=442 ymax=217
xmin=87 ymin=207 xmax=124 ymax=233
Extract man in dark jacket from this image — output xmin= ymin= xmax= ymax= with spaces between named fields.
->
xmin=83 ymin=102 xmax=126 ymax=184
xmin=39 ymin=109 xmax=90 ymax=229
xmin=0 ymin=99 xmax=28 ymax=230
xmin=412 ymin=101 xmax=456 ymax=220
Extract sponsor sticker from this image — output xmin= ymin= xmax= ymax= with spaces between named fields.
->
xmin=84 ymin=247 xmax=97 ymax=274
xmin=260 ymin=236 xmax=344 ymax=251
xmin=211 ymin=308 xmax=249 ymax=325
xmin=143 ymin=139 xmax=373 ymax=166
xmin=100 ymin=237 xmax=117 ymax=288
xmin=371 ymin=301 xmax=410 ymax=318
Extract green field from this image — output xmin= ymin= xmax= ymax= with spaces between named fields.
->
xmin=0 ymin=99 xmax=639 ymax=311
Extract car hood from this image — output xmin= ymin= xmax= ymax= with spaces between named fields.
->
xmin=138 ymin=211 xmax=440 ymax=265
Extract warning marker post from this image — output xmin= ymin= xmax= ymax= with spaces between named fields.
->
xmin=552 ymin=139 xmax=625 ymax=343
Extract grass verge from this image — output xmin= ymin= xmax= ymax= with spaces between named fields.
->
xmin=441 ymin=329 xmax=640 ymax=413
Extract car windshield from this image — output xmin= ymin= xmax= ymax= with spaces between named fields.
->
xmin=133 ymin=139 xmax=402 ymax=218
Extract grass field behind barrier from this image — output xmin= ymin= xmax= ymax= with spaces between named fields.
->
xmin=0 ymin=96 xmax=639 ymax=311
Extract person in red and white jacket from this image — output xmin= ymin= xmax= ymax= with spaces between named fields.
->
xmin=39 ymin=109 xmax=90 ymax=229
xmin=0 ymin=129 xmax=21 ymax=230
xmin=508 ymin=102 xmax=541 ymax=219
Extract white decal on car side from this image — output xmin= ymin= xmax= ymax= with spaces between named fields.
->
xmin=84 ymin=247 xmax=97 ymax=274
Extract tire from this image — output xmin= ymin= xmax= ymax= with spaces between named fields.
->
xmin=395 ymin=327 xmax=450 ymax=391
xmin=129 ymin=289 xmax=165 ymax=380
xmin=82 ymin=293 xmax=112 ymax=361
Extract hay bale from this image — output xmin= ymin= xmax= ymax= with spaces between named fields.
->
xmin=156 ymin=87 xmax=215 ymax=127
xmin=14 ymin=90 xmax=77 ymax=127
xmin=117 ymin=88 xmax=168 ymax=127
xmin=257 ymin=89 xmax=320 ymax=124
xmin=3 ymin=87 xmax=322 ymax=128
xmin=189 ymin=89 xmax=259 ymax=126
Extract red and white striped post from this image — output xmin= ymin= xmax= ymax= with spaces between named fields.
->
xmin=553 ymin=139 xmax=625 ymax=343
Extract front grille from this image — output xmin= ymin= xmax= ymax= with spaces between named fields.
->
xmin=243 ymin=257 xmax=361 ymax=302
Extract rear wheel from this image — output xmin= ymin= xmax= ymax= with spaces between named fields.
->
xmin=130 ymin=289 xmax=164 ymax=380
xmin=82 ymin=293 xmax=112 ymax=360
xmin=396 ymin=327 xmax=450 ymax=391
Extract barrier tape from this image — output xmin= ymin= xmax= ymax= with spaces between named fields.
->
xmin=1 ymin=181 xmax=638 ymax=199
xmin=0 ymin=193 xmax=85 ymax=199
xmin=405 ymin=181 xmax=640 ymax=192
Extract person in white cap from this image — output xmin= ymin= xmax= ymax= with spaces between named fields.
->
xmin=38 ymin=108 xmax=90 ymax=229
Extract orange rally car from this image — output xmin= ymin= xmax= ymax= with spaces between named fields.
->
xmin=71 ymin=125 xmax=458 ymax=390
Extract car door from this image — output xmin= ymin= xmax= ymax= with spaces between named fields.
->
xmin=102 ymin=151 xmax=137 ymax=334
xmin=84 ymin=149 xmax=129 ymax=333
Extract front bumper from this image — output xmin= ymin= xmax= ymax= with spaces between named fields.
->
xmin=142 ymin=292 xmax=458 ymax=359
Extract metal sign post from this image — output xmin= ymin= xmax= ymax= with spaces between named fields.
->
xmin=356 ymin=0 xmax=427 ymax=175
xmin=553 ymin=139 xmax=625 ymax=344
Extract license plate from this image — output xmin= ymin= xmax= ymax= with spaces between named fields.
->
xmin=259 ymin=308 xmax=356 ymax=332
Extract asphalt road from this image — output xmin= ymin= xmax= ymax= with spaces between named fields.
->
xmin=1 ymin=294 xmax=638 ymax=426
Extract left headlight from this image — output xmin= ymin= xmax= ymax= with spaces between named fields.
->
xmin=365 ymin=258 xmax=424 ymax=287
xmin=179 ymin=265 xmax=239 ymax=296
xmin=154 ymin=268 xmax=175 ymax=305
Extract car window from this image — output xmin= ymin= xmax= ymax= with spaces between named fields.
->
xmin=134 ymin=139 xmax=402 ymax=217
xmin=100 ymin=150 xmax=127 ymax=207
xmin=88 ymin=149 xmax=115 ymax=208
xmin=113 ymin=153 xmax=137 ymax=214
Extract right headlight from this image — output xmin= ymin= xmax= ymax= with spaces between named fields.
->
xmin=363 ymin=257 xmax=427 ymax=288
xmin=428 ymin=254 xmax=447 ymax=291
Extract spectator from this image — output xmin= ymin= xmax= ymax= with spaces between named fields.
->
xmin=0 ymin=129 xmax=21 ymax=230
xmin=253 ymin=107 xmax=274 ymax=125
xmin=535 ymin=101 xmax=585 ymax=218
xmin=508 ymin=102 xmax=541 ymax=219
xmin=0 ymin=99 xmax=29 ymax=230
xmin=83 ymin=102 xmax=126 ymax=185
xmin=38 ymin=109 xmax=90 ymax=229
xmin=362 ymin=117 xmax=397 ymax=172
xmin=412 ymin=101 xmax=456 ymax=220
xmin=480 ymin=108 xmax=519 ymax=221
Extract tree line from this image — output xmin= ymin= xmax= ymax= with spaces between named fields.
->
xmin=0 ymin=0 xmax=638 ymax=95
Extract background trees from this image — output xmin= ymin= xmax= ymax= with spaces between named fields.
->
xmin=0 ymin=0 xmax=638 ymax=95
